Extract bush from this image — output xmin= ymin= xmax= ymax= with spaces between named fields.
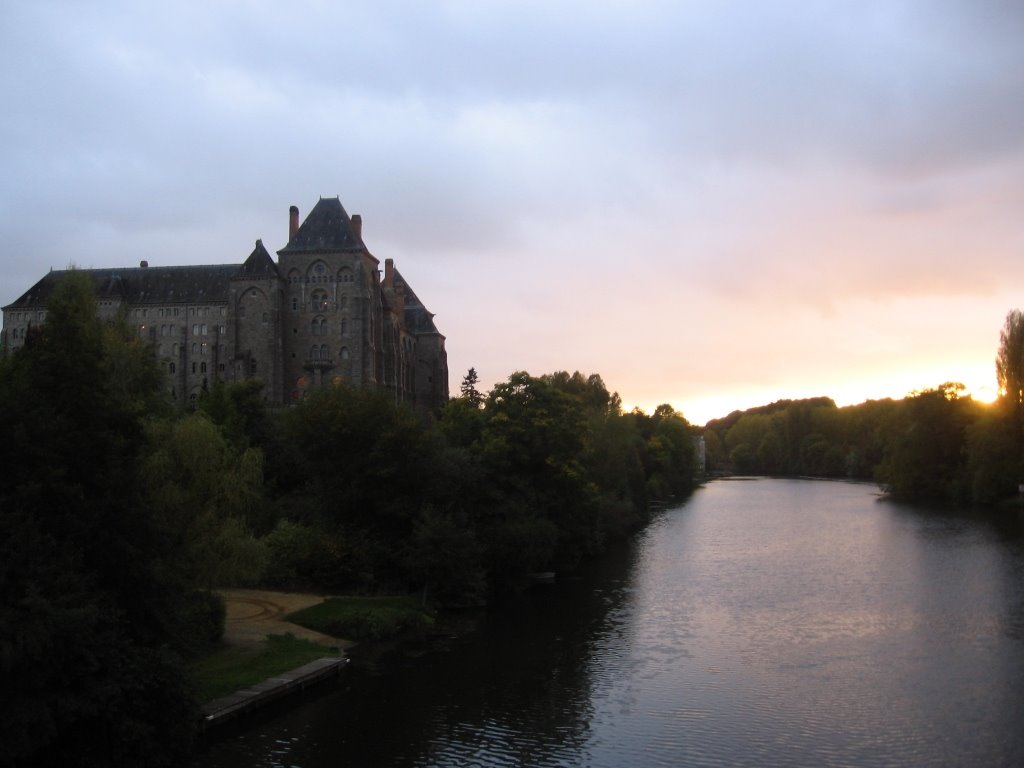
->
xmin=261 ymin=520 xmax=360 ymax=591
xmin=287 ymin=597 xmax=434 ymax=642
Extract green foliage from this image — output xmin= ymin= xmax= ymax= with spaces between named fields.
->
xmin=405 ymin=507 xmax=486 ymax=607
xmin=262 ymin=520 xmax=366 ymax=591
xmin=0 ymin=271 xmax=199 ymax=765
xmin=963 ymin=405 xmax=1021 ymax=505
xmin=198 ymin=378 xmax=272 ymax=448
xmin=875 ymin=384 xmax=981 ymax=501
xmin=142 ymin=413 xmax=268 ymax=588
xmin=997 ymin=309 xmax=1024 ymax=409
xmin=287 ymin=597 xmax=434 ymax=642
xmin=459 ymin=366 xmax=484 ymax=408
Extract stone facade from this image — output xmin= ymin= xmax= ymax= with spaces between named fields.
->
xmin=1 ymin=198 xmax=449 ymax=410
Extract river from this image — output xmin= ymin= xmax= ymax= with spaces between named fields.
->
xmin=196 ymin=478 xmax=1024 ymax=767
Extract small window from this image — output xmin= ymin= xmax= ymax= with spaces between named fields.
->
xmin=201 ymin=324 xmax=207 ymax=335
xmin=169 ymin=362 xmax=176 ymax=374
xmin=250 ymin=359 xmax=257 ymax=374
xmin=192 ymin=324 xmax=199 ymax=335
xmin=261 ymin=312 xmax=268 ymax=324
xmin=291 ymin=297 xmax=298 ymax=311
xmin=191 ymin=342 xmax=198 ymax=354
xmin=238 ymin=305 xmax=246 ymax=318
xmin=201 ymin=343 xmax=207 ymax=355
xmin=200 ymin=362 xmax=207 ymax=373
xmin=340 ymin=347 xmax=350 ymax=360
xmin=192 ymin=362 xmax=197 ymax=373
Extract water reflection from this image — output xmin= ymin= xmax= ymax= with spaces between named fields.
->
xmin=198 ymin=479 xmax=1024 ymax=767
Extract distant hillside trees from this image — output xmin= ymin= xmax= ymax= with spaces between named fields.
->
xmin=703 ymin=308 xmax=1024 ymax=506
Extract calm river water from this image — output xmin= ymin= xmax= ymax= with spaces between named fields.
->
xmin=197 ymin=478 xmax=1024 ymax=767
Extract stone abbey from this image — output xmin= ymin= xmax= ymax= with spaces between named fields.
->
xmin=1 ymin=198 xmax=449 ymax=409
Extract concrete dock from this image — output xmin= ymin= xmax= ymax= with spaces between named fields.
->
xmin=200 ymin=657 xmax=349 ymax=728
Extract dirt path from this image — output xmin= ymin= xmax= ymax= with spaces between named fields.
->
xmin=220 ymin=588 xmax=355 ymax=650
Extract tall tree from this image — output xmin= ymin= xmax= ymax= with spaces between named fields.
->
xmin=0 ymin=272 xmax=200 ymax=766
xmin=997 ymin=309 xmax=1024 ymax=416
xmin=460 ymin=366 xmax=484 ymax=408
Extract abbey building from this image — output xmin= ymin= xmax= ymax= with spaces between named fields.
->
xmin=1 ymin=198 xmax=449 ymax=410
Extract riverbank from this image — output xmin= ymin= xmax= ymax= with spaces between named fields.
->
xmin=195 ymin=589 xmax=448 ymax=729
xmin=192 ymin=590 xmax=353 ymax=720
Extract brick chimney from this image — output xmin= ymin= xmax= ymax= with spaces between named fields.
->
xmin=351 ymin=214 xmax=363 ymax=243
xmin=384 ymin=258 xmax=394 ymax=287
xmin=289 ymin=205 xmax=299 ymax=240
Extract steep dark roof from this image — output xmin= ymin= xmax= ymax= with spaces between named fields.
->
xmin=235 ymin=240 xmax=281 ymax=279
xmin=3 ymin=265 xmax=238 ymax=310
xmin=277 ymin=197 xmax=363 ymax=254
xmin=394 ymin=268 xmax=444 ymax=337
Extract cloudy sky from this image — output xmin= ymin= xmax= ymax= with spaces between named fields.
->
xmin=3 ymin=0 xmax=1023 ymax=424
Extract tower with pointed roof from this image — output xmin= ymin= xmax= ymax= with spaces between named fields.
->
xmin=1 ymin=198 xmax=449 ymax=411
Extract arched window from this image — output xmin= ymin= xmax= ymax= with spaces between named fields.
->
xmin=339 ymin=295 xmax=348 ymax=310
xmin=340 ymin=318 xmax=348 ymax=335
xmin=291 ymin=297 xmax=298 ymax=311
xmin=312 ymin=316 xmax=326 ymax=336
xmin=311 ymin=346 xmax=320 ymax=360
xmin=191 ymin=342 xmax=198 ymax=354
xmin=340 ymin=346 xmax=350 ymax=360
xmin=200 ymin=362 xmax=207 ymax=373
xmin=320 ymin=344 xmax=329 ymax=360
xmin=311 ymin=290 xmax=328 ymax=311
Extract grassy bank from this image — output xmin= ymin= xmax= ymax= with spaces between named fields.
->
xmin=191 ymin=633 xmax=339 ymax=702
xmin=191 ymin=596 xmax=434 ymax=702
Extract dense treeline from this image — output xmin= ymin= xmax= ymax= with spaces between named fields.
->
xmin=256 ymin=368 xmax=698 ymax=604
xmin=0 ymin=276 xmax=699 ymax=765
xmin=703 ymin=310 xmax=1024 ymax=505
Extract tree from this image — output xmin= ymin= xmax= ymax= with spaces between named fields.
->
xmin=996 ymin=309 xmax=1024 ymax=409
xmin=0 ymin=272 xmax=201 ymax=765
xmin=460 ymin=366 xmax=484 ymax=408
xmin=874 ymin=383 xmax=978 ymax=501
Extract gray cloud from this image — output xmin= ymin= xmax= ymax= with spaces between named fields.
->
xmin=2 ymin=0 xmax=1022 ymax=420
